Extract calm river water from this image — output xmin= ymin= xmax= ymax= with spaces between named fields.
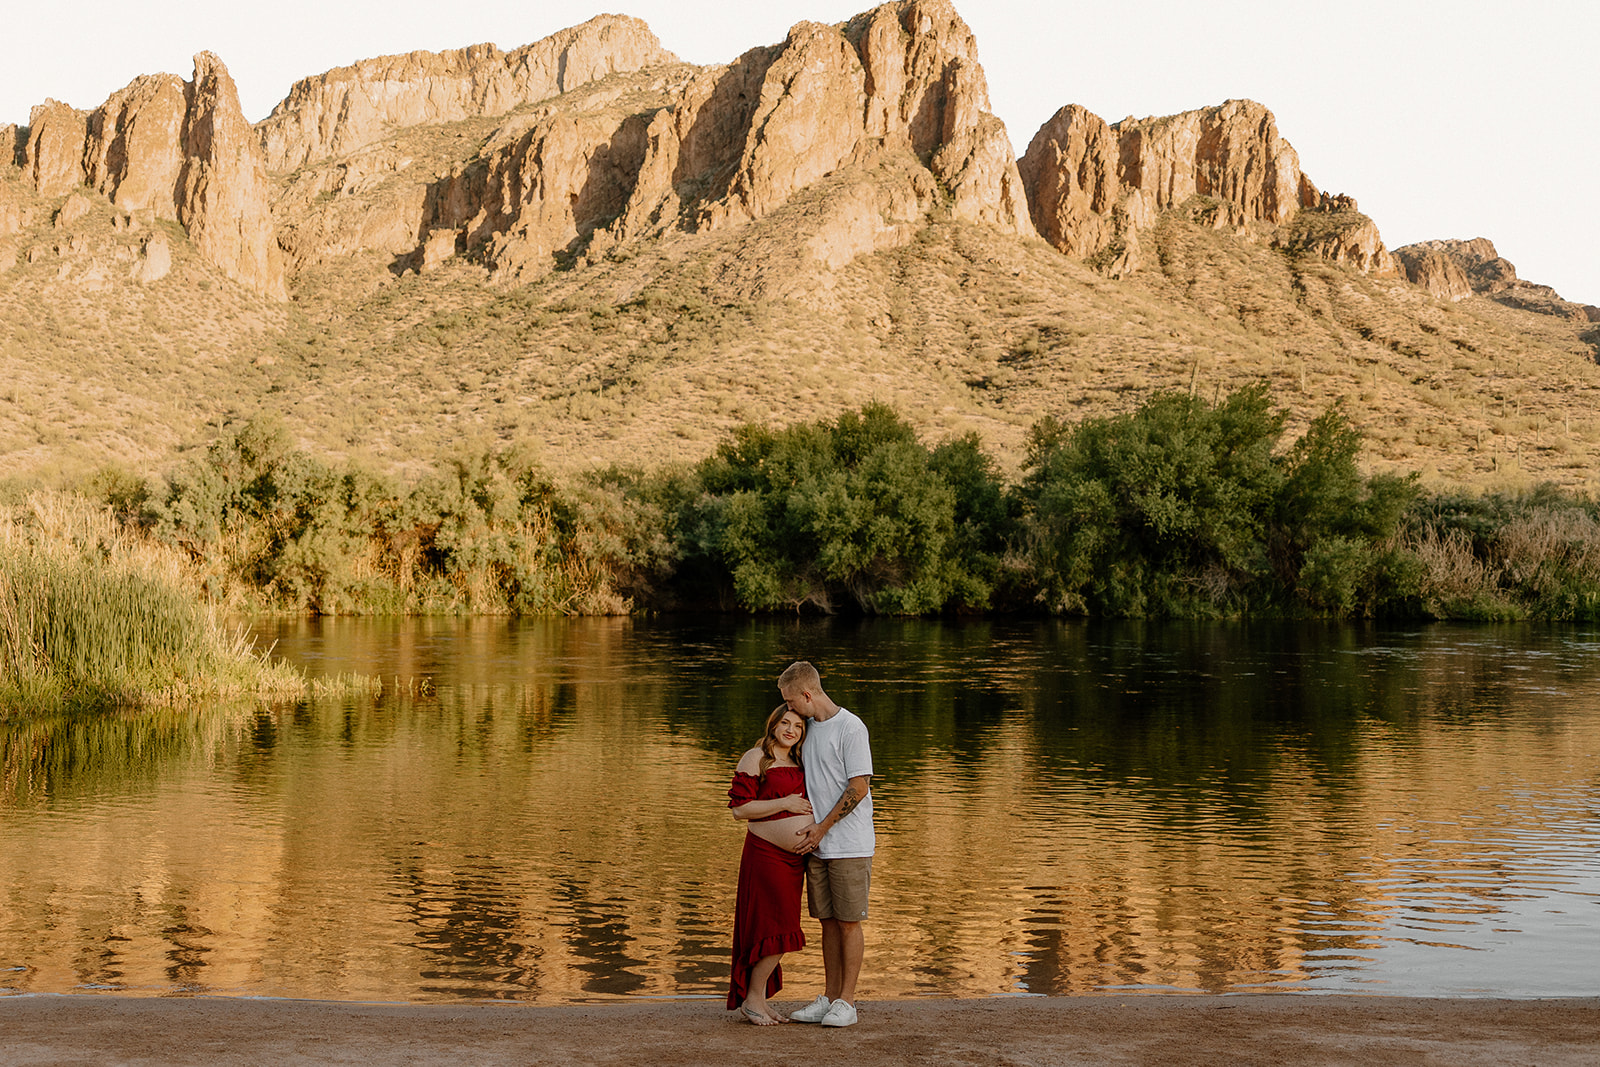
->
xmin=2 ymin=618 xmax=1598 ymax=1001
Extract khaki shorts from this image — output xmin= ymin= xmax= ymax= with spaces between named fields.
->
xmin=805 ymin=855 xmax=871 ymax=921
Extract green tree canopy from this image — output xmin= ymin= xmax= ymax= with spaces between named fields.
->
xmin=686 ymin=403 xmax=1006 ymax=614
xmin=1019 ymin=384 xmax=1417 ymax=617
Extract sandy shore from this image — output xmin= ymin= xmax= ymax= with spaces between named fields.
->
xmin=1 ymin=994 xmax=1595 ymax=1066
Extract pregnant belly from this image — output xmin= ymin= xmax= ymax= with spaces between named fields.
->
xmin=748 ymin=813 xmax=812 ymax=852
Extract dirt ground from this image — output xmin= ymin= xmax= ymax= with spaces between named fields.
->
xmin=1 ymin=994 xmax=1595 ymax=1066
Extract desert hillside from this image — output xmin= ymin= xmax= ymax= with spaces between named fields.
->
xmin=2 ymin=0 xmax=1597 ymax=489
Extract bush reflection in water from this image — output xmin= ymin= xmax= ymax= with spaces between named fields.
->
xmin=2 ymin=618 xmax=1598 ymax=1000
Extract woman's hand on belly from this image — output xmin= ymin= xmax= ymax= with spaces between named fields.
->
xmin=748 ymin=813 xmax=815 ymax=852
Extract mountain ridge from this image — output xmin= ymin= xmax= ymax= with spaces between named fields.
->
xmin=2 ymin=0 xmax=1597 ymax=490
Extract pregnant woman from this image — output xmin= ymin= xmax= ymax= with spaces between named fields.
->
xmin=726 ymin=705 xmax=813 ymax=1024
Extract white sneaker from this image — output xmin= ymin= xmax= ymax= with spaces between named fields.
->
xmin=820 ymin=999 xmax=858 ymax=1027
xmin=788 ymin=995 xmax=832 ymax=1023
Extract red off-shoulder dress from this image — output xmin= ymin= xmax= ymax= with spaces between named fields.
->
xmin=726 ymin=765 xmax=807 ymax=1010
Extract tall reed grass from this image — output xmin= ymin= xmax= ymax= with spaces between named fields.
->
xmin=0 ymin=548 xmax=208 ymax=689
xmin=0 ymin=493 xmax=312 ymax=717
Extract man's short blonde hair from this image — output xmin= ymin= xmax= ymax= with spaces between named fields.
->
xmin=778 ymin=660 xmax=821 ymax=694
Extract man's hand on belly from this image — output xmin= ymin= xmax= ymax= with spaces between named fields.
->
xmin=795 ymin=822 xmax=826 ymax=853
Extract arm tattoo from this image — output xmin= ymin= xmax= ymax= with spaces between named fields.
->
xmin=833 ymin=784 xmax=864 ymax=822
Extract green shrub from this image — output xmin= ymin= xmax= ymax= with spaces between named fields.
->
xmin=46 ymin=397 xmax=1600 ymax=622
xmin=1018 ymin=386 xmax=1418 ymax=617
xmin=1298 ymin=535 xmax=1370 ymax=615
xmin=1018 ymin=384 xmax=1285 ymax=615
xmin=1405 ymin=485 xmax=1600 ymax=620
xmin=684 ymin=404 xmax=1000 ymax=613
xmin=145 ymin=417 xmax=640 ymax=615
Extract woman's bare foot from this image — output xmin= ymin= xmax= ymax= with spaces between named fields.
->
xmin=740 ymin=1004 xmax=781 ymax=1026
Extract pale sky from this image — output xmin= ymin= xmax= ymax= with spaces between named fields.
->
xmin=4 ymin=1 xmax=1595 ymax=304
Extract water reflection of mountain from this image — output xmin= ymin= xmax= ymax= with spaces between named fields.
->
xmin=2 ymin=619 xmax=1596 ymax=999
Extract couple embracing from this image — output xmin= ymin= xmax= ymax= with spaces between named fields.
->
xmin=725 ymin=661 xmax=873 ymax=1028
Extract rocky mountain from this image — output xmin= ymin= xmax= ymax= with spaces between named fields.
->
xmin=256 ymin=15 xmax=678 ymax=173
xmin=10 ymin=54 xmax=284 ymax=298
xmin=1016 ymin=98 xmax=1397 ymax=281
xmin=2 ymin=0 xmax=1597 ymax=488
xmin=268 ymin=1 xmax=1030 ymax=297
xmin=1394 ymin=237 xmax=1599 ymax=322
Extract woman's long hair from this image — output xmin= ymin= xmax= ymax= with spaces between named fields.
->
xmin=758 ymin=704 xmax=805 ymax=782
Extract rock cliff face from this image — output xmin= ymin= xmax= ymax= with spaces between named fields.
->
xmin=1018 ymin=99 xmax=1395 ymax=279
xmin=1116 ymin=101 xmax=1313 ymax=225
xmin=0 ymin=179 xmax=25 ymax=237
xmin=356 ymin=0 xmax=1026 ymax=288
xmin=1015 ymin=104 xmax=1118 ymax=260
xmin=1273 ymin=195 xmax=1395 ymax=276
xmin=11 ymin=1 xmax=1548 ymax=310
xmin=256 ymin=15 xmax=678 ymax=172
xmin=271 ymin=142 xmax=430 ymax=272
xmin=851 ymin=0 xmax=1026 ymax=232
xmin=178 ymin=53 xmax=287 ymax=299
xmin=386 ymin=99 xmax=655 ymax=282
xmin=14 ymin=55 xmax=286 ymax=298
xmin=23 ymin=101 xmax=89 ymax=198
xmin=1393 ymin=244 xmax=1472 ymax=302
xmin=605 ymin=0 xmax=1029 ymax=247
xmin=1395 ymin=238 xmax=1600 ymax=322
xmin=83 ymin=74 xmax=189 ymax=219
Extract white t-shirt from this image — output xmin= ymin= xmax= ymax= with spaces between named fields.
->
xmin=803 ymin=707 xmax=874 ymax=859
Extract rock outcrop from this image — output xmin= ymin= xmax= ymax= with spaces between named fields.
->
xmin=23 ymin=101 xmax=88 ymax=197
xmin=6 ymin=3 xmax=1038 ymax=295
xmin=18 ymin=1 xmax=1526 ymax=311
xmin=1015 ymin=104 xmax=1119 ymax=260
xmin=256 ymin=15 xmax=679 ymax=172
xmin=1396 ymin=238 xmax=1599 ymax=321
xmin=1273 ymin=195 xmax=1395 ymax=276
xmin=83 ymin=74 xmax=189 ymax=219
xmin=15 ymin=54 xmax=286 ymax=298
xmin=1409 ymin=238 xmax=1524 ymax=296
xmin=850 ymin=0 xmax=1027 ymax=232
xmin=1018 ymin=98 xmax=1395 ymax=278
xmin=701 ymin=157 xmax=939 ymax=300
xmin=927 ymin=55 xmax=1028 ymax=232
xmin=177 ymin=53 xmax=287 ymax=299
xmin=0 ymin=179 xmax=25 ymax=236
xmin=605 ymin=45 xmax=787 ymax=240
xmin=130 ymin=231 xmax=171 ymax=283
xmin=375 ymin=0 xmax=1026 ymax=286
xmin=271 ymin=143 xmax=429 ymax=271
xmin=3 ymin=124 xmax=25 ymax=169
xmin=1116 ymin=101 xmax=1313 ymax=225
xmin=422 ymin=104 xmax=658 ymax=280
xmin=1393 ymin=244 xmax=1472 ymax=302
xmin=53 ymin=189 xmax=96 ymax=229
xmin=608 ymin=2 xmax=1026 ymax=247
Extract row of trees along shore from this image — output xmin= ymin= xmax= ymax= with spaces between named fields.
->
xmin=12 ymin=384 xmax=1600 ymax=628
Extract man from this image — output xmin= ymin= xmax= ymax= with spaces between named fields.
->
xmin=777 ymin=660 xmax=873 ymax=1029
